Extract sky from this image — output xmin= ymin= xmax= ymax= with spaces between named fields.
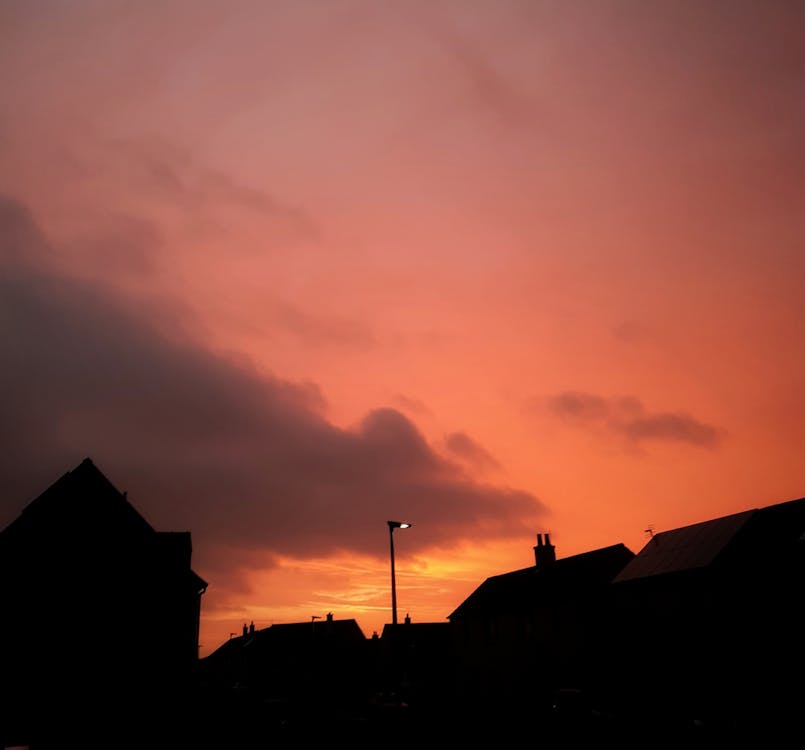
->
xmin=1 ymin=0 xmax=803 ymax=656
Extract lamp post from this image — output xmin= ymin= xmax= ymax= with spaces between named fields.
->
xmin=388 ymin=520 xmax=411 ymax=626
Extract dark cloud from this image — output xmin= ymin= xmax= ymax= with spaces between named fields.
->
xmin=619 ymin=412 xmax=722 ymax=447
xmin=0 ymin=196 xmax=51 ymax=269
xmin=546 ymin=391 xmax=610 ymax=422
xmin=444 ymin=431 xmax=501 ymax=472
xmin=0 ymin=196 xmax=545 ymax=588
xmin=544 ymin=390 xmax=724 ymax=449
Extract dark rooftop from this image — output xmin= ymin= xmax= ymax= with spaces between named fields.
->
xmin=448 ymin=543 xmax=634 ymax=620
xmin=614 ymin=496 xmax=805 ymax=584
xmin=613 ymin=510 xmax=755 ymax=582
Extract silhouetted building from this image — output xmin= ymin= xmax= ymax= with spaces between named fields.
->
xmin=374 ymin=618 xmax=454 ymax=714
xmin=199 ymin=614 xmax=369 ymax=733
xmin=0 ymin=458 xmax=207 ymax=747
xmin=448 ymin=534 xmax=635 ymax=722
xmin=605 ymin=497 xmax=805 ymax=735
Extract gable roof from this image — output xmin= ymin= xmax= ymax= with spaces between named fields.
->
xmin=1 ymin=457 xmax=154 ymax=542
xmin=0 ymin=457 xmax=208 ymax=590
xmin=613 ymin=496 xmax=805 ymax=584
xmin=448 ymin=543 xmax=634 ymax=621
xmin=202 ymin=625 xmax=274 ymax=664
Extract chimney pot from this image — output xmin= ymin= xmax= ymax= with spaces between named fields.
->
xmin=534 ymin=532 xmax=556 ymax=569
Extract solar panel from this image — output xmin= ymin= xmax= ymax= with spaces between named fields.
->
xmin=614 ymin=510 xmax=755 ymax=582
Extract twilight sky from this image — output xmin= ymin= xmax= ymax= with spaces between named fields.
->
xmin=2 ymin=0 xmax=803 ymax=655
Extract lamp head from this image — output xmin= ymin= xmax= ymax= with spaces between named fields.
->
xmin=388 ymin=520 xmax=412 ymax=530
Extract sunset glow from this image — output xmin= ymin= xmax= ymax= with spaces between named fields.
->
xmin=1 ymin=0 xmax=803 ymax=657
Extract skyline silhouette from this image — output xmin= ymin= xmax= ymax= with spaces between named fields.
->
xmin=3 ymin=458 xmax=803 ymax=748
xmin=2 ymin=0 xmax=803 ymax=670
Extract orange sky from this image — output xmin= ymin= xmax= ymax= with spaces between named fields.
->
xmin=1 ymin=0 xmax=803 ymax=656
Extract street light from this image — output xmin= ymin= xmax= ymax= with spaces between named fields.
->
xmin=388 ymin=520 xmax=412 ymax=626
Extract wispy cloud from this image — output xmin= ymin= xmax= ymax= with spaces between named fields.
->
xmin=433 ymin=26 xmax=538 ymax=129
xmin=542 ymin=390 xmax=724 ymax=449
xmin=95 ymin=135 xmax=320 ymax=240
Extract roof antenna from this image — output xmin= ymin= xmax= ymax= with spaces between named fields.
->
xmin=644 ymin=524 xmax=654 ymax=539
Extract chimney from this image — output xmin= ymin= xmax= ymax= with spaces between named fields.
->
xmin=534 ymin=532 xmax=556 ymax=569
xmin=242 ymin=623 xmax=248 ymax=637
xmin=404 ymin=613 xmax=411 ymax=625
xmin=326 ymin=612 xmax=334 ymax=623
xmin=249 ymin=621 xmax=255 ymax=634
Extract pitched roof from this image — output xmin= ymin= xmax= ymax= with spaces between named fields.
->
xmin=269 ymin=618 xmax=366 ymax=645
xmin=613 ymin=496 xmax=805 ymax=584
xmin=203 ymin=618 xmax=366 ymax=662
xmin=0 ymin=457 xmax=155 ymax=543
xmin=202 ymin=625 xmax=274 ymax=663
xmin=0 ymin=457 xmax=208 ymax=589
xmin=448 ymin=543 xmax=635 ymax=620
xmin=613 ymin=510 xmax=753 ymax=582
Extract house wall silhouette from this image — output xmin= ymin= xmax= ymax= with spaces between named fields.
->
xmin=447 ymin=534 xmax=635 ymax=722
xmin=0 ymin=458 xmax=207 ymax=746
xmin=373 ymin=619 xmax=454 ymax=712
xmin=197 ymin=613 xmax=372 ymax=743
xmin=604 ymin=496 xmax=805 ymax=733
xmin=443 ymin=499 xmax=805 ymax=739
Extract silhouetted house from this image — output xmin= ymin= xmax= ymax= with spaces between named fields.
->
xmin=373 ymin=618 xmax=454 ymax=714
xmin=448 ymin=534 xmax=634 ymax=719
xmin=0 ymin=458 xmax=207 ymax=746
xmin=606 ymin=497 xmax=805 ymax=732
xmin=200 ymin=613 xmax=369 ymax=723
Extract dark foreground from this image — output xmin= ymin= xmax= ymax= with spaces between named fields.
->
xmin=4 ymin=686 xmax=798 ymax=750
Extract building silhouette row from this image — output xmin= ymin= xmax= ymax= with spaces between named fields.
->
xmin=2 ymin=458 xmax=803 ymax=747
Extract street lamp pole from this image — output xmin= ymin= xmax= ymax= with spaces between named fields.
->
xmin=387 ymin=520 xmax=411 ymax=626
